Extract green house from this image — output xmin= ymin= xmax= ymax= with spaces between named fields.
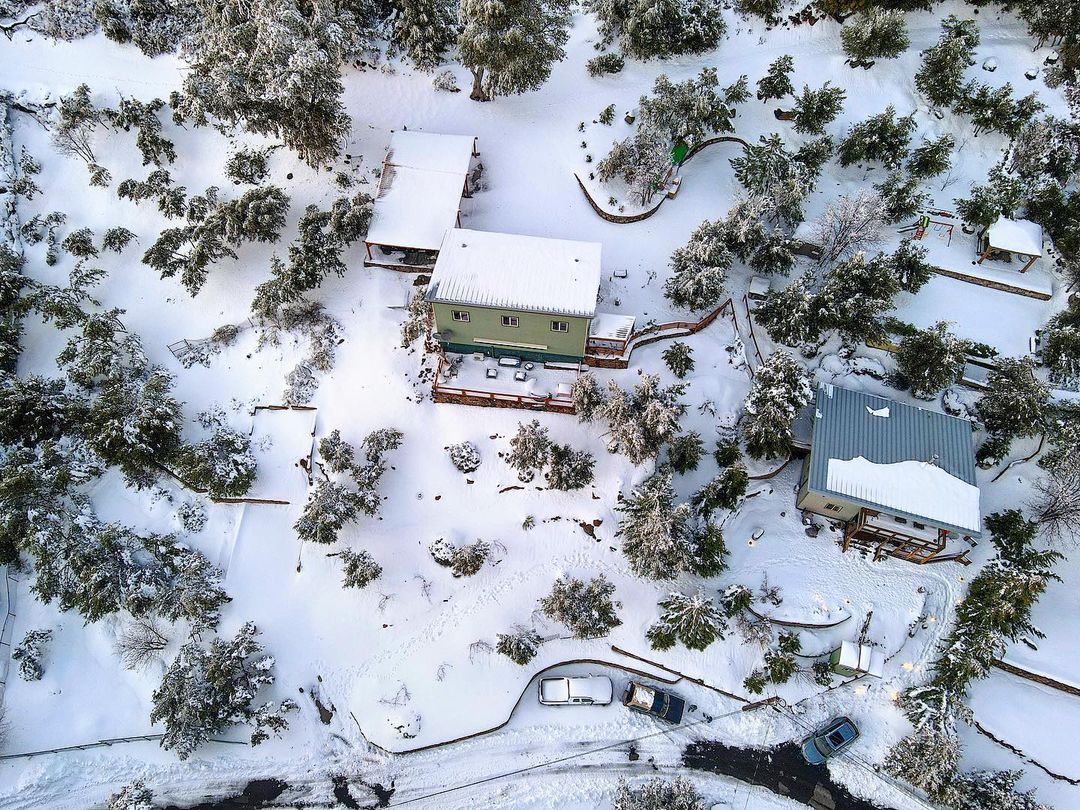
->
xmin=426 ymin=229 xmax=603 ymax=363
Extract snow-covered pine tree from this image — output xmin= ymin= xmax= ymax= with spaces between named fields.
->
xmin=52 ymin=84 xmax=111 ymax=186
xmin=447 ymin=440 xmax=482 ymax=473
xmin=1008 ymin=115 xmax=1080 ymax=187
xmin=691 ymin=464 xmax=749 ymax=515
xmin=840 ymin=9 xmax=910 ymax=65
xmin=294 ymin=480 xmax=361 ymax=544
xmin=151 ymin=621 xmax=296 ymax=759
xmin=741 ymin=351 xmax=812 ymax=459
xmin=61 ymin=227 xmax=98 ymax=259
xmin=749 ymin=227 xmax=796 ymax=276
xmin=949 ymin=769 xmax=1050 ymax=810
xmin=813 ymin=190 xmax=887 ymax=264
xmin=791 ymin=82 xmax=846 ymax=135
xmin=838 ymin=106 xmax=916 ymax=169
xmin=730 ymin=134 xmax=812 ymax=227
xmin=956 ymin=82 xmax=1045 ymax=139
xmin=458 ymin=0 xmax=574 ymax=101
xmin=755 ymin=275 xmax=821 ymax=348
xmin=104 ymin=95 xmax=176 ymax=167
xmin=639 ymin=69 xmax=734 ymax=147
xmin=571 ymin=373 xmax=606 ymax=422
xmin=907 ymin=134 xmax=955 ymax=179
xmin=496 ymin=627 xmax=543 ymax=665
xmin=602 ymin=375 xmax=687 ymax=465
xmin=175 ymin=0 xmax=354 ymax=167
xmin=362 ymin=427 xmax=404 ymax=464
xmin=666 ymin=432 xmax=704 ymax=474
xmin=646 ymin=590 xmax=725 ymax=651
xmin=106 ymin=781 xmax=155 ymax=810
xmin=225 ymin=147 xmax=272 ymax=185
xmin=976 ymin=358 xmax=1049 ymax=458
xmin=663 ymin=341 xmax=694 ymax=378
xmin=391 ymin=0 xmax=456 ymax=71
xmin=13 ymin=628 xmax=52 ymax=681
xmin=539 ymin=574 xmax=621 ymax=639
xmin=102 ymin=226 xmax=137 ymax=253
xmin=450 ymin=539 xmax=490 ymax=577
xmin=319 ymin=429 xmax=356 ymax=474
xmin=611 ymin=776 xmax=706 ymax=810
xmin=896 ymin=321 xmax=968 ymax=399
xmin=339 ymin=547 xmax=382 ymax=588
xmin=588 ymin=0 xmax=725 ymax=61
xmin=756 ymin=54 xmax=794 ymax=101
xmin=173 ymin=425 xmax=257 ymax=498
xmin=545 ymin=443 xmax=595 ymax=490
xmin=1039 ymin=297 xmax=1080 ymax=388
xmin=874 ymin=171 xmax=928 ymax=224
xmin=815 ymin=252 xmax=900 ymax=345
xmin=664 ymin=220 xmax=731 ymax=312
xmin=914 ymin=14 xmax=979 ymax=109
xmin=507 ymin=419 xmax=551 ymax=481
xmin=596 ymin=124 xmax=672 ymax=207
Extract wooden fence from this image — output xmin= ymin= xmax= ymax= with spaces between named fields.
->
xmin=584 ymin=299 xmax=735 ymax=369
xmin=0 ymin=735 xmax=246 ymax=761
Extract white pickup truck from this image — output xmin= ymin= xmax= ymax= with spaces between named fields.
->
xmin=537 ymin=675 xmax=614 ymax=706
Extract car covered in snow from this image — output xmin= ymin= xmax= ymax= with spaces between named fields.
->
xmin=621 ymin=681 xmax=685 ymax=724
xmin=800 ymin=716 xmax=860 ymax=765
xmin=537 ymin=675 xmax=613 ymax=706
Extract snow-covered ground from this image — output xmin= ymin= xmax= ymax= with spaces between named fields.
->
xmin=0 ymin=2 xmax=1076 ymax=808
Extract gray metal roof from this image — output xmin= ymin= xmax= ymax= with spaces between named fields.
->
xmin=806 ymin=384 xmax=980 ymax=536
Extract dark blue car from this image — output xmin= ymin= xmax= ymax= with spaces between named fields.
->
xmin=800 ymin=716 xmax=860 ymax=765
xmin=622 ymin=681 xmax=686 ymax=724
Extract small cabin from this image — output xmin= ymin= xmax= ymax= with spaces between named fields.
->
xmin=796 ymin=384 xmax=981 ymax=564
xmin=426 ymin=229 xmax=603 ymax=363
xmin=829 ymin=641 xmax=885 ymax=678
xmin=977 ymin=217 xmax=1044 ymax=273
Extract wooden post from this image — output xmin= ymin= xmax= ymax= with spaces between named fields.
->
xmin=364 ymin=242 xmax=372 ymax=260
xmin=977 ymin=247 xmax=993 ymax=264
xmin=1020 ymin=254 xmax=1037 ymax=273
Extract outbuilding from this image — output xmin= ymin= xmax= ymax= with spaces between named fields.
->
xmin=977 ymin=217 xmax=1044 ymax=273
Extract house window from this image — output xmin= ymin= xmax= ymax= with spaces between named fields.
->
xmin=913 ymin=521 xmax=926 ymax=530
xmin=551 ymin=320 xmax=569 ymax=333
xmin=824 ymin=503 xmax=843 ymax=513
xmin=451 ymin=310 xmax=470 ymax=322
xmin=501 ymin=315 xmax=519 ymax=328
xmin=893 ymin=516 xmax=908 ymax=525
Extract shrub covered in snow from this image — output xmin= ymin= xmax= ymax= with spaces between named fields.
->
xmin=13 ymin=628 xmax=52 ymax=681
xmin=173 ymin=423 xmax=257 ymax=498
xmin=610 ymin=776 xmax=705 ymax=810
xmin=448 ymin=440 xmax=482 ymax=473
xmin=586 ymin=53 xmax=624 ymax=77
xmin=339 ymin=548 xmax=382 ymax=589
xmin=496 ymin=627 xmax=544 ymax=665
xmin=507 ymin=420 xmax=550 ymax=481
xmin=666 ymin=432 xmax=704 ymax=474
xmin=540 ymin=574 xmax=621 ymax=639
xmin=224 ymin=147 xmax=272 ymax=185
xmin=646 ymin=590 xmax=725 ymax=651
xmin=319 ymin=429 xmax=356 ymax=474
xmin=756 ymin=55 xmax=794 ymax=102
xmin=106 ymin=781 xmax=155 ymax=810
xmin=691 ymin=464 xmax=749 ymax=515
xmin=545 ymin=443 xmax=595 ymax=491
xmin=663 ymin=342 xmax=694 ymax=378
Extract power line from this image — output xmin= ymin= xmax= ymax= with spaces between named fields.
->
xmin=388 ymin=706 xmax=747 ymax=807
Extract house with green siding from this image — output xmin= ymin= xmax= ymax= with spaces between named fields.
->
xmin=426 ymin=229 xmax=604 ymax=363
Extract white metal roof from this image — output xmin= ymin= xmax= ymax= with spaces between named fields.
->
xmin=365 ymin=131 xmax=475 ymax=252
xmin=837 ymin=641 xmax=885 ymax=678
xmin=427 ymin=229 xmax=602 ymax=318
xmin=589 ymin=312 xmax=636 ymax=341
xmin=987 ymin=217 xmax=1043 ymax=257
xmin=825 ymin=456 xmax=981 ymax=534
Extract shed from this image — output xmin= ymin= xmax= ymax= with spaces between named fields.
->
xmin=829 ymin=641 xmax=885 ymax=678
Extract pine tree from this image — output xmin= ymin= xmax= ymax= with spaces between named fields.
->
xmin=173 ymin=426 xmax=257 ymax=498
xmin=151 ymin=622 xmax=296 ymax=759
xmin=597 ymin=125 xmax=672 ymax=207
xmin=507 ymin=420 xmax=551 ymax=481
xmin=664 ymin=220 xmax=731 ymax=312
xmin=448 ymin=440 xmax=482 ymax=473
xmin=362 ymin=427 xmax=404 ymax=464
xmin=611 ymin=776 xmax=705 ymax=810
xmin=896 ymin=321 xmax=967 ymax=398
xmin=954 ymin=167 xmax=1024 ymax=230
xmin=730 ymin=134 xmax=812 ymax=226
xmin=915 ymin=15 xmax=979 ymax=109
xmin=13 ymin=628 xmax=52 ymax=681
xmin=52 ymin=84 xmax=111 ymax=186
xmin=319 ymin=429 xmax=356 ymax=474
xmin=224 ymin=147 xmax=272 ymax=185
xmin=102 ymin=226 xmax=137 ymax=253
xmin=667 ymin=432 xmax=704 ymax=474
xmin=450 ymin=538 xmax=490 ymax=577
xmin=540 ymin=574 xmax=621 ymax=638
xmin=459 ymin=0 xmax=574 ymax=101
xmin=756 ymin=54 xmax=794 ymax=101
xmin=1040 ymin=298 xmax=1080 ymax=388
xmin=602 ymin=375 xmax=686 ymax=465
xmin=815 ymin=252 xmax=900 ymax=344
xmin=755 ymin=276 xmax=821 ymax=347
xmin=496 ymin=627 xmax=543 ymax=665
xmin=838 ymin=106 xmax=916 ymax=169
xmin=950 ymin=770 xmax=1049 ymax=810
xmin=841 ymin=9 xmax=909 ymax=64
xmin=294 ymin=481 xmax=361 ymax=544
xmin=750 ymin=228 xmax=796 ymax=276
xmin=976 ymin=359 xmax=1049 ymax=458
xmin=639 ymin=69 xmax=734 ymax=147
xmin=791 ymin=83 xmax=846 ymax=135
xmin=545 ymin=444 xmax=595 ymax=490
xmin=663 ymin=342 xmax=694 ymax=378
xmin=647 ymin=590 xmax=725 ymax=651
xmin=874 ymin=171 xmax=927 ymax=224
xmin=572 ymin=374 xmax=606 ymax=422
xmin=691 ymin=464 xmax=749 ymax=515
xmin=907 ymin=134 xmax=955 ymax=179
xmin=107 ymin=781 xmax=155 ymax=810
xmin=588 ymin=0 xmax=726 ymax=61
xmin=742 ymin=351 xmax=812 ymax=459
xmin=392 ymin=0 xmax=456 ymax=71
xmin=340 ymin=548 xmax=382 ymax=588
xmin=175 ymin=0 xmax=354 ymax=167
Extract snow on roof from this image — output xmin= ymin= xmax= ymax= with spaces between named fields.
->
xmin=838 ymin=641 xmax=885 ymax=678
xmin=827 ymin=456 xmax=982 ymax=534
xmin=807 ymin=385 xmax=980 ymax=535
xmin=365 ymin=131 xmax=476 ymax=252
xmin=427 ymin=229 xmax=602 ymax=318
xmin=384 ymin=130 xmax=475 ymax=175
xmin=589 ymin=312 xmax=636 ymax=341
xmin=987 ymin=217 xmax=1043 ymax=257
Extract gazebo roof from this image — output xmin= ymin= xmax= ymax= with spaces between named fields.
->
xmin=987 ymin=217 xmax=1043 ymax=257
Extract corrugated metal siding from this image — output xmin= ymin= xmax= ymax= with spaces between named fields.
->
xmin=806 ymin=384 xmax=980 ymax=535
